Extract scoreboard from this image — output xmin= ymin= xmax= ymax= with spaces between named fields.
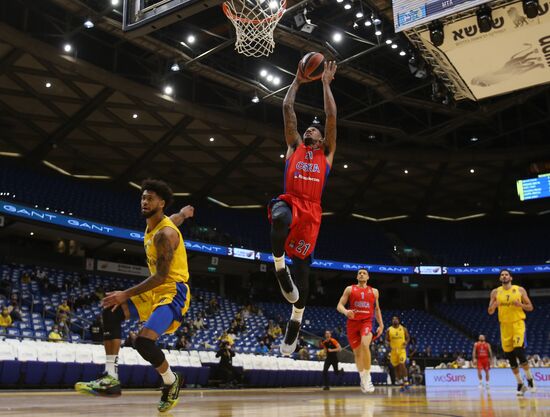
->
xmin=517 ymin=175 xmax=550 ymax=201
xmin=392 ymin=0 xmax=493 ymax=32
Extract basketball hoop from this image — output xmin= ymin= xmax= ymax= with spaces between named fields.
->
xmin=223 ymin=0 xmax=286 ymax=57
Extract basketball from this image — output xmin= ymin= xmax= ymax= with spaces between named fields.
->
xmin=299 ymin=52 xmax=325 ymax=81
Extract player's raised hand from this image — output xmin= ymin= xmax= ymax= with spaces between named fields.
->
xmin=321 ymin=61 xmax=337 ymax=84
xmin=102 ymin=291 xmax=129 ymax=311
xmin=295 ymin=67 xmax=313 ymax=84
xmin=180 ymin=205 xmax=194 ymax=220
xmin=345 ymin=309 xmax=355 ymax=319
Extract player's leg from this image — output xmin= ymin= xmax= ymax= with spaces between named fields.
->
xmin=360 ymin=333 xmax=375 ymax=393
xmin=137 ymin=305 xmax=182 ymax=412
xmin=75 ymin=303 xmax=131 ymax=396
xmin=400 ymin=353 xmax=409 ymax=389
xmin=280 ymin=256 xmax=310 ymax=355
xmin=484 ymin=365 xmax=490 ymax=386
xmin=477 ymin=363 xmax=484 ymax=387
xmin=513 ymin=321 xmax=535 ymax=392
xmin=322 ymin=358 xmax=331 ymax=389
xmin=270 ymin=200 xmax=298 ymax=303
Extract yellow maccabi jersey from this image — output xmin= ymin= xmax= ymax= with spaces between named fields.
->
xmin=497 ymin=285 xmax=525 ymax=323
xmin=144 ymin=216 xmax=189 ymax=292
xmin=388 ymin=325 xmax=406 ymax=350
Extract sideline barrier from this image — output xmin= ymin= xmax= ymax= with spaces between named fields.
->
xmin=425 ymin=367 xmax=550 ymax=388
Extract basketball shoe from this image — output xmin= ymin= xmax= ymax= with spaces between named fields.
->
xmin=360 ymin=372 xmax=375 ymax=394
xmin=158 ymin=372 xmax=182 ymax=412
xmin=75 ymin=373 xmax=121 ymax=397
xmin=280 ymin=319 xmax=300 ymax=356
xmin=516 ymin=383 xmax=528 ymax=396
xmin=527 ymin=378 xmax=536 ymax=393
xmin=275 ymin=266 xmax=299 ymax=304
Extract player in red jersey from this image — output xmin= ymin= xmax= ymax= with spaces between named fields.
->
xmin=268 ymin=61 xmax=338 ymax=355
xmin=337 ymin=269 xmax=384 ymax=393
xmin=472 ymin=334 xmax=493 ymax=388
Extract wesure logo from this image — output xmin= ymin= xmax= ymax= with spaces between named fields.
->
xmin=433 ymin=373 xmax=467 ymax=383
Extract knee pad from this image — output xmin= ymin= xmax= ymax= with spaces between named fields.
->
xmin=513 ymin=347 xmax=527 ymax=366
xmin=271 ymin=201 xmax=292 ymax=229
xmin=102 ymin=307 xmax=125 ymax=340
xmin=505 ymin=351 xmax=519 ymax=369
xmin=135 ymin=337 xmax=165 ymax=368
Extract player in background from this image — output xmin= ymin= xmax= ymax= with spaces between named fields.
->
xmin=268 ymin=61 xmax=337 ymax=355
xmin=472 ymin=334 xmax=493 ymax=388
xmin=337 ymin=269 xmax=384 ymax=393
xmin=488 ymin=269 xmax=535 ymax=395
xmin=386 ymin=316 xmax=410 ymax=390
xmin=321 ymin=330 xmax=343 ymax=390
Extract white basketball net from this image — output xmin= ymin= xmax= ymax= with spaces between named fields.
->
xmin=223 ymin=0 xmax=286 ymax=57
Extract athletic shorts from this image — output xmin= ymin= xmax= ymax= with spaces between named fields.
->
xmin=390 ymin=348 xmax=407 ymax=367
xmin=500 ymin=320 xmax=525 ymax=353
xmin=477 ymin=357 xmax=490 ymax=371
xmin=268 ymin=194 xmax=322 ymax=260
xmin=128 ymin=281 xmax=190 ymax=335
xmin=346 ymin=319 xmax=373 ymax=350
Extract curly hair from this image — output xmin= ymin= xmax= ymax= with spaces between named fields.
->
xmin=141 ymin=179 xmax=174 ymax=209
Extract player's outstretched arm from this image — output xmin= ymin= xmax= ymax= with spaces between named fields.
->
xmin=170 ymin=205 xmax=194 ymax=227
xmin=487 ymin=289 xmax=498 ymax=314
xmin=102 ymin=227 xmax=178 ymax=309
xmin=336 ymin=286 xmax=353 ymax=318
xmin=518 ymin=287 xmax=534 ymax=311
xmin=283 ymin=75 xmax=304 ymax=152
xmin=321 ymin=61 xmax=337 ymax=166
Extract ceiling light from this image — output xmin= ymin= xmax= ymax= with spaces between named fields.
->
xmin=273 ymin=76 xmax=281 ymax=85
xmin=355 ymin=11 xmax=364 ymax=18
xmin=476 ymin=5 xmax=493 ymax=33
xmin=170 ymin=62 xmax=180 ymax=72
xmin=374 ymin=29 xmax=382 ymax=36
xmin=364 ymin=20 xmax=372 ymax=27
xmin=209 ymin=137 xmax=215 ymax=142
xmin=385 ymin=39 xmax=393 ymax=45
xmin=111 ymin=0 xmax=120 ymax=6
xmin=266 ymin=74 xmax=274 ymax=82
xmin=30 ymin=232 xmax=34 ymax=236
xmin=280 ymin=154 xmax=285 ymax=158
xmin=83 ymin=19 xmax=94 ymax=29
xmin=429 ymin=20 xmax=444 ymax=47
xmin=372 ymin=16 xmax=382 ymax=25
xmin=336 ymin=0 xmax=343 ymax=3
xmin=63 ymin=43 xmax=72 ymax=53
xmin=470 ymin=137 xmax=478 ymax=142
xmin=343 ymin=164 xmax=348 ymax=169
xmin=251 ymin=94 xmax=260 ymax=103
xmin=404 ymin=169 xmax=409 ymax=174
xmin=186 ymin=34 xmax=196 ymax=44
xmin=344 ymin=3 xmax=352 ymax=10
xmin=269 ymin=1 xmax=278 ymax=9
xmin=523 ymin=0 xmax=539 ymax=18
xmin=399 ymin=50 xmax=406 ymax=56
xmin=260 ymin=69 xmax=268 ymax=77
xmin=163 ymin=85 xmax=173 ymax=95
xmin=45 ymin=82 xmax=52 ymax=88
xmin=391 ymin=43 xmax=398 ymax=49
xmin=470 ymin=168 xmax=475 ymax=174
xmin=332 ymin=33 xmax=343 ymax=42
xmin=123 ymin=248 xmax=126 ymax=252
xmin=132 ymin=113 xmax=138 ymax=119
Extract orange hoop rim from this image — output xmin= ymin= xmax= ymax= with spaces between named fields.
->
xmin=223 ymin=0 xmax=287 ymax=25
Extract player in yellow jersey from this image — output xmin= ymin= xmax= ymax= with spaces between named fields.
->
xmin=385 ymin=316 xmax=410 ymax=390
xmin=488 ymin=269 xmax=535 ymax=396
xmin=76 ymin=179 xmax=194 ymax=412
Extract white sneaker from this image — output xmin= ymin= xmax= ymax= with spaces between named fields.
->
xmin=360 ymin=373 xmax=375 ymax=393
xmin=485 ymin=382 xmax=490 ymax=389
xmin=528 ymin=380 xmax=536 ymax=393
xmin=478 ymin=383 xmax=483 ymax=389
xmin=516 ymin=384 xmax=528 ymax=396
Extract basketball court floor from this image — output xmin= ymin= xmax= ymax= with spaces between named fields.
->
xmin=0 ymin=386 xmax=547 ymax=417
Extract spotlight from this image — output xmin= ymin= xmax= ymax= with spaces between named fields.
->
xmin=385 ymin=39 xmax=393 ymax=45
xmin=273 ymin=77 xmax=281 ymax=86
xmin=332 ymin=33 xmax=343 ymax=42
xmin=30 ymin=232 xmax=34 ymax=236
xmin=132 ymin=113 xmax=138 ymax=119
xmin=372 ymin=16 xmax=381 ymax=25
xmin=336 ymin=0 xmax=343 ymax=2
xmin=476 ymin=5 xmax=493 ymax=33
xmin=63 ymin=43 xmax=72 ymax=53
xmin=187 ymin=34 xmax=196 ymax=44
xmin=209 ymin=137 xmax=215 ymax=142
xmin=391 ymin=43 xmax=398 ymax=49
xmin=399 ymin=50 xmax=406 ymax=56
xmin=163 ymin=85 xmax=173 ymax=95
xmin=111 ymin=0 xmax=119 ymax=5
xmin=404 ymin=169 xmax=409 ymax=174
xmin=522 ymin=0 xmax=539 ymax=18
xmin=260 ymin=69 xmax=268 ymax=77
xmin=45 ymin=82 xmax=52 ymax=88
xmin=375 ymin=29 xmax=382 ymax=36
xmin=83 ymin=19 xmax=94 ymax=29
xmin=170 ymin=62 xmax=180 ymax=72
xmin=470 ymin=137 xmax=479 ymax=142
xmin=251 ymin=94 xmax=260 ymax=103
xmin=428 ymin=20 xmax=444 ymax=47
xmin=355 ymin=11 xmax=364 ymax=18
xmin=344 ymin=3 xmax=352 ymax=10
xmin=269 ymin=0 xmax=278 ymax=9
xmin=266 ymin=74 xmax=274 ymax=82
xmin=364 ymin=20 xmax=372 ymax=27
xmin=470 ymin=168 xmax=475 ymax=174
xmin=280 ymin=154 xmax=285 ymax=158
xmin=343 ymin=164 xmax=349 ymax=169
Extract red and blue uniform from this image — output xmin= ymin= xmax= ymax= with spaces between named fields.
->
xmin=346 ymin=285 xmax=375 ymax=350
xmin=269 ymin=143 xmax=330 ymax=259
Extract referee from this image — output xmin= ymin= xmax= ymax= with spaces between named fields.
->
xmin=321 ymin=330 xmax=343 ymax=390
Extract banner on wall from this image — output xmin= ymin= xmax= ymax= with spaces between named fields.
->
xmin=426 ymin=367 xmax=550 ymax=387
xmin=96 ymin=260 xmax=149 ymax=277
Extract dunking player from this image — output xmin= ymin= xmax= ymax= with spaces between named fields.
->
xmin=337 ymin=269 xmax=384 ymax=393
xmin=386 ymin=316 xmax=410 ymax=390
xmin=269 ymin=61 xmax=338 ymax=355
xmin=76 ymin=180 xmax=194 ymax=412
xmin=472 ymin=334 xmax=493 ymax=388
xmin=488 ymin=269 xmax=535 ymax=395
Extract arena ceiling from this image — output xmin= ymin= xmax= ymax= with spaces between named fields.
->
xmin=0 ymin=0 xmax=550 ymax=219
